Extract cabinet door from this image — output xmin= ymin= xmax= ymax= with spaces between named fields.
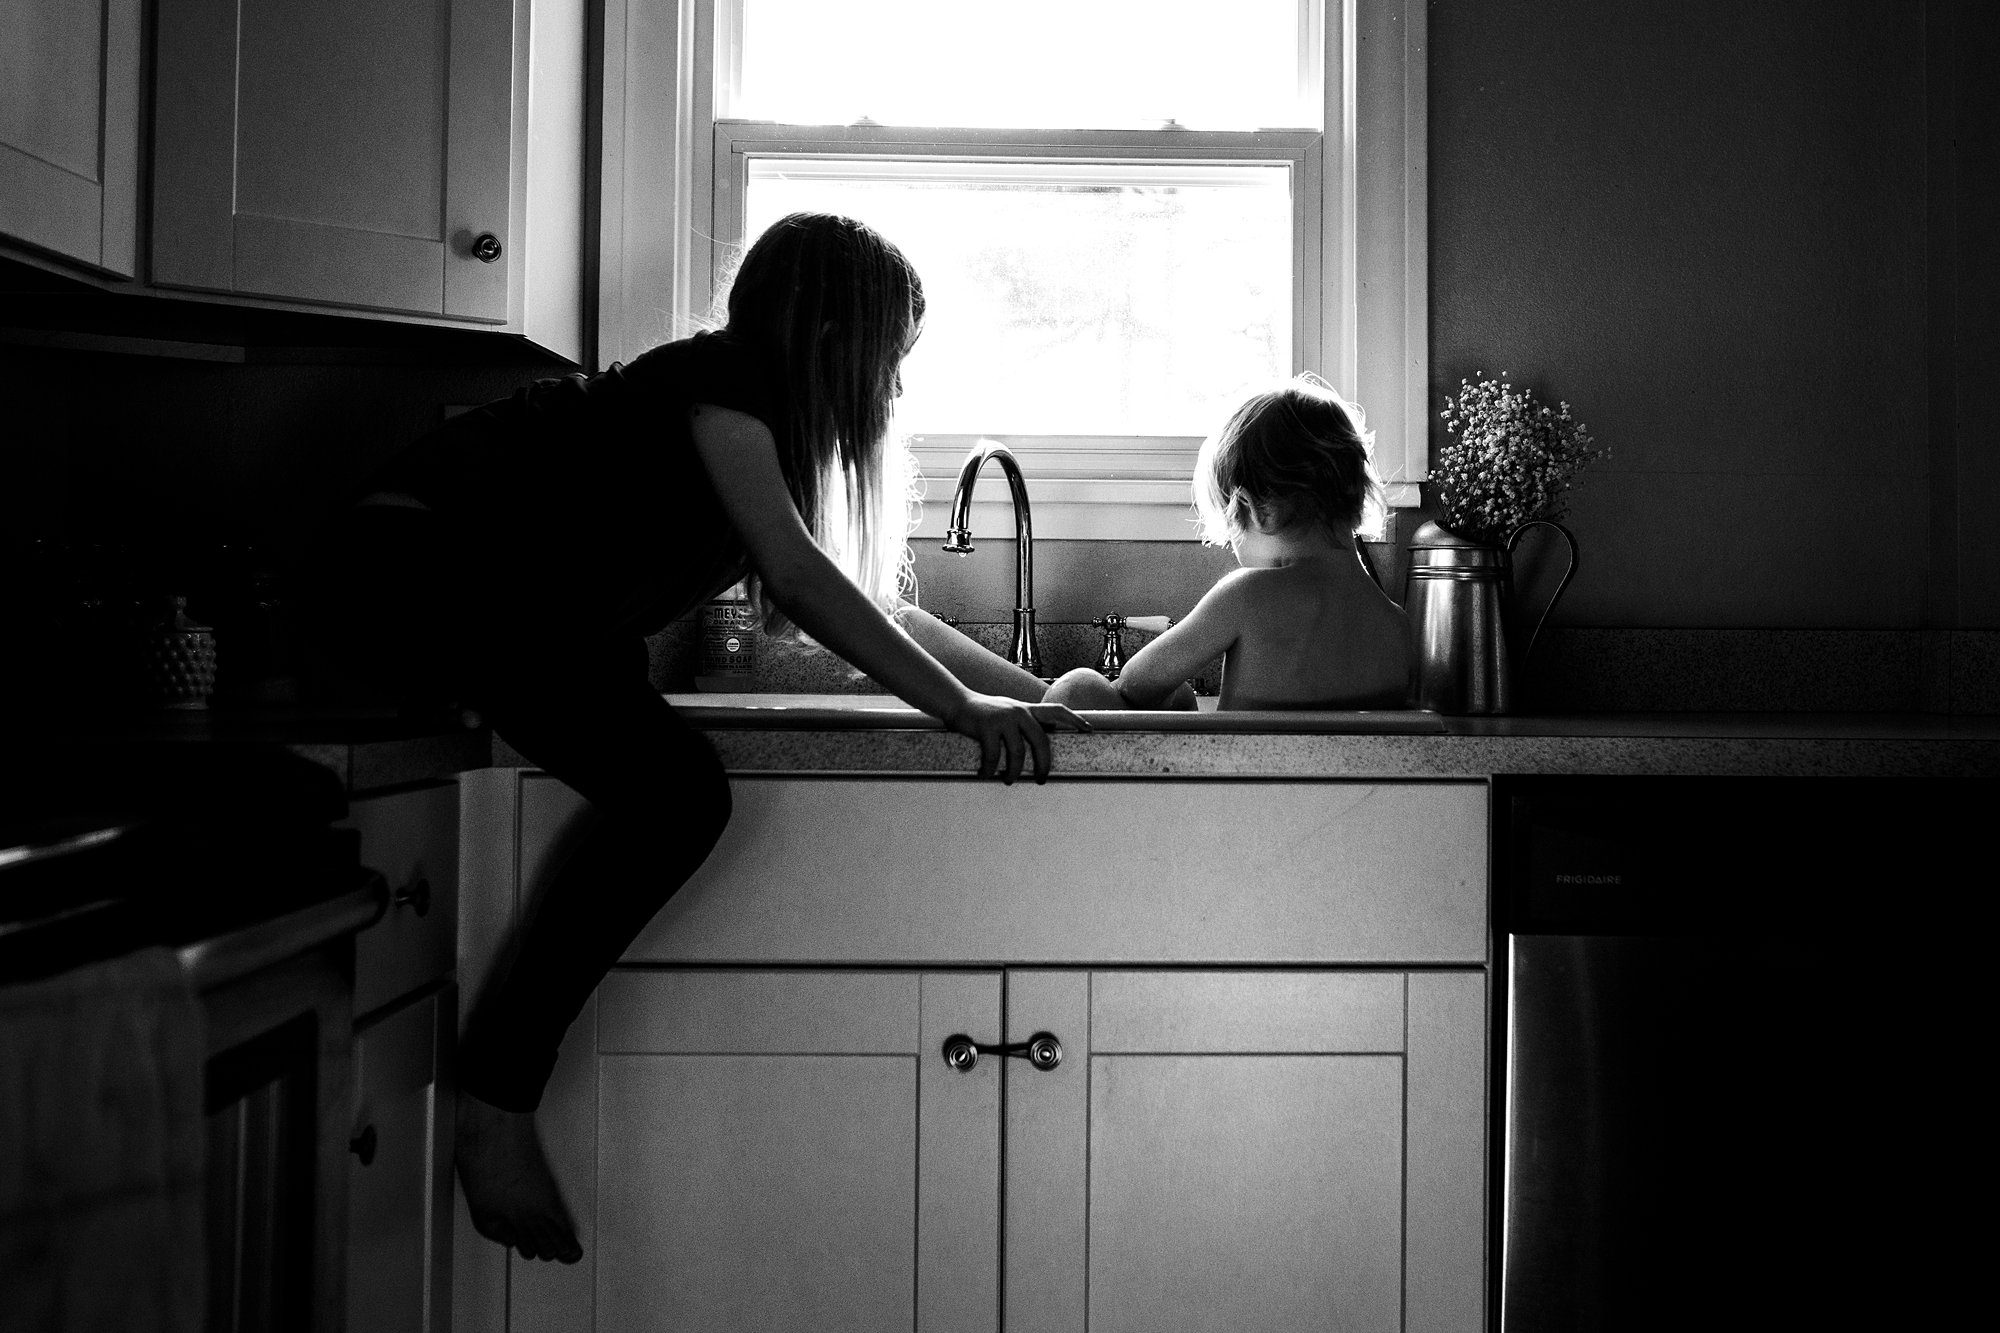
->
xmin=515 ymin=968 xmax=1002 ymax=1333
xmin=0 ymin=0 xmax=140 ymax=273
xmin=347 ymin=986 xmax=456 ymax=1333
xmin=151 ymin=0 xmax=511 ymax=319
xmin=1005 ymin=971 xmax=1486 ymax=1333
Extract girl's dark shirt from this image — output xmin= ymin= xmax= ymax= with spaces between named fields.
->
xmin=374 ymin=330 xmax=785 ymax=637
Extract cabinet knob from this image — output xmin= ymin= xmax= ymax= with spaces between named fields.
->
xmin=1023 ymin=1033 xmax=1063 ymax=1070
xmin=940 ymin=1031 xmax=1063 ymax=1073
xmin=941 ymin=1035 xmax=977 ymax=1071
xmin=471 ymin=232 xmax=503 ymax=263
xmin=392 ymin=875 xmax=432 ymax=917
xmin=349 ymin=1124 xmax=378 ymax=1166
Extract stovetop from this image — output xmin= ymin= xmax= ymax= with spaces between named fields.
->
xmin=1 ymin=746 xmax=367 ymax=985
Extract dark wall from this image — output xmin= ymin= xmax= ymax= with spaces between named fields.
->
xmin=1936 ymin=0 xmax=2000 ymax=626
xmin=3 ymin=348 xmax=556 ymax=560
xmin=1430 ymin=0 xmax=1946 ymax=627
xmin=0 ymin=265 xmax=569 ymax=589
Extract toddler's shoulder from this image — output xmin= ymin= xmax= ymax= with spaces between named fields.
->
xmin=1187 ymin=566 xmax=1316 ymax=637
xmin=1196 ymin=565 xmax=1269 ymax=611
xmin=1213 ymin=563 xmax=1315 ymax=610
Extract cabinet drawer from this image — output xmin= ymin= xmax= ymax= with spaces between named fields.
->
xmin=564 ymin=777 xmax=1489 ymax=965
xmin=342 ymin=783 xmax=459 ymax=1017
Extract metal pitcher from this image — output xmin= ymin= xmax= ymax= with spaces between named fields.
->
xmin=1404 ymin=520 xmax=1579 ymax=714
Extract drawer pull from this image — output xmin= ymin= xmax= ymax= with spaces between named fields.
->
xmin=941 ymin=1031 xmax=1062 ymax=1073
xmin=392 ymin=876 xmax=432 ymax=917
xmin=349 ymin=1124 xmax=378 ymax=1166
xmin=471 ymin=232 xmax=503 ymax=263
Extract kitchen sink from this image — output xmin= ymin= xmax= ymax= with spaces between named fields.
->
xmin=664 ymin=693 xmax=1446 ymax=734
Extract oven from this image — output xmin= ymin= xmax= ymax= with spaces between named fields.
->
xmin=2 ymin=753 xmax=381 ymax=1333
xmin=184 ymin=879 xmax=383 ymax=1333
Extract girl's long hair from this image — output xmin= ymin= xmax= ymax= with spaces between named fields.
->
xmin=722 ymin=213 xmax=924 ymax=634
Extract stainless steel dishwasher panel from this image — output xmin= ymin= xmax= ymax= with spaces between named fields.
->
xmin=1494 ymin=775 xmax=1985 ymax=1333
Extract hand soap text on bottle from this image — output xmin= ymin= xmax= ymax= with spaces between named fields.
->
xmin=698 ymin=581 xmax=757 ymax=687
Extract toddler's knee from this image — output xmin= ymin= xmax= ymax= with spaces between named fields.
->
xmin=1044 ymin=668 xmax=1123 ymax=710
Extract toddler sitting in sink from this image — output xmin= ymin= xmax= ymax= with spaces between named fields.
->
xmin=900 ymin=376 xmax=1412 ymax=710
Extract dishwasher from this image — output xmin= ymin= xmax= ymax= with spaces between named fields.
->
xmin=1493 ymin=774 xmax=1984 ymax=1332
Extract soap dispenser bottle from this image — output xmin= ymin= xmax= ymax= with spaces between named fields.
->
xmin=696 ymin=580 xmax=757 ymax=692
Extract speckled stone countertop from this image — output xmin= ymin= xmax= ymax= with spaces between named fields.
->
xmin=47 ymin=700 xmax=1997 ymax=793
xmin=484 ymin=696 xmax=2000 ymax=779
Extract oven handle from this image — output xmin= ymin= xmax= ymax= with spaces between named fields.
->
xmin=177 ymin=871 xmax=389 ymax=993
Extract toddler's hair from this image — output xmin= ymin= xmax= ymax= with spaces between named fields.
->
xmin=1193 ymin=375 xmax=1382 ymax=545
xmin=722 ymin=212 xmax=926 ymax=628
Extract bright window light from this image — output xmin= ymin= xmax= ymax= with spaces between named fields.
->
xmin=744 ymin=157 xmax=1293 ymax=437
xmin=734 ymin=0 xmax=1316 ymax=130
xmin=654 ymin=0 xmax=1426 ymax=536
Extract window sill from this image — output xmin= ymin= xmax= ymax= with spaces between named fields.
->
xmin=909 ymin=475 xmax=1422 ymax=542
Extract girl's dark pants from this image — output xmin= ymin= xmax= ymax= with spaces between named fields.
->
xmin=296 ymin=505 xmax=731 ymax=1113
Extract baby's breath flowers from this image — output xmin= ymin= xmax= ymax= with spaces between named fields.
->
xmin=1434 ymin=373 xmax=1605 ymax=545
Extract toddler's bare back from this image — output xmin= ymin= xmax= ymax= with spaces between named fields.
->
xmin=1218 ymin=557 xmax=1410 ymax=709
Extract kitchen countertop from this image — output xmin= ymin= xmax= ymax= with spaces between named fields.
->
xmin=481 ymin=696 xmax=2000 ymax=779
xmin=29 ymin=699 xmax=2000 ymax=789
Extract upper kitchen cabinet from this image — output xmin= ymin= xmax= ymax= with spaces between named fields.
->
xmin=151 ymin=0 xmax=586 ymax=362
xmin=0 ymin=0 xmax=141 ymax=276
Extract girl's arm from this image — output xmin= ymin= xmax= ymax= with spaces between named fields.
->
xmin=687 ymin=404 xmax=1080 ymax=781
xmin=1111 ymin=573 xmax=1248 ymax=706
xmin=893 ymin=603 xmax=1048 ymax=702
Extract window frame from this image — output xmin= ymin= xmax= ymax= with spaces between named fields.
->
xmin=717 ymin=124 xmax=1318 ymax=539
xmin=596 ymin=0 xmax=1427 ymax=536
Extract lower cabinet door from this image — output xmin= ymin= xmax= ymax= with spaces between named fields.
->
xmin=519 ymin=969 xmax=1003 ymax=1333
xmin=515 ymin=967 xmax=1483 ymax=1333
xmin=347 ymin=986 xmax=454 ymax=1333
xmin=1005 ymin=970 xmax=1486 ymax=1333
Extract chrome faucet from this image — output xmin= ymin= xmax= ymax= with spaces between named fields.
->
xmin=942 ymin=440 xmax=1042 ymax=677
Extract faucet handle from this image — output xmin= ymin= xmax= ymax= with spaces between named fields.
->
xmin=1093 ymin=613 xmax=1127 ymax=680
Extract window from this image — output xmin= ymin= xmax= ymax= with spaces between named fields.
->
xmin=598 ymin=0 xmax=1426 ymax=537
xmin=739 ymin=157 xmax=1294 ymax=440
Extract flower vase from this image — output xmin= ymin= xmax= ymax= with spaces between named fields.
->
xmin=1403 ymin=520 xmax=1577 ymax=714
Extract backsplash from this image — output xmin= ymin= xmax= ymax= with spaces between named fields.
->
xmin=1523 ymin=627 xmax=2000 ymax=715
xmin=646 ymin=616 xmax=2000 ymax=715
xmin=650 ymin=618 xmax=1222 ymax=699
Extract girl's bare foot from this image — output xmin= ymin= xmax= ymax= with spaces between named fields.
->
xmin=454 ymin=1091 xmax=583 ymax=1263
